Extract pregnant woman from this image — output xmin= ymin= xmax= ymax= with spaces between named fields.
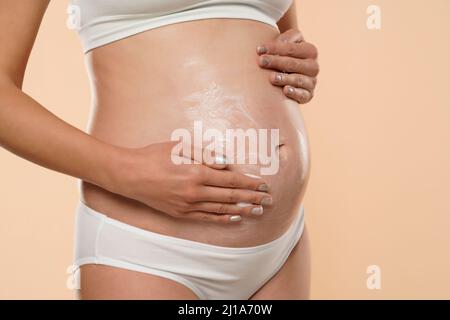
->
xmin=0 ymin=0 xmax=319 ymax=299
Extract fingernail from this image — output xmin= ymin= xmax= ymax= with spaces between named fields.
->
xmin=257 ymin=45 xmax=268 ymax=54
xmin=251 ymin=206 xmax=264 ymax=215
xmin=275 ymin=73 xmax=283 ymax=82
xmin=260 ymin=56 xmax=270 ymax=66
xmin=237 ymin=202 xmax=252 ymax=208
xmin=287 ymin=86 xmax=295 ymax=94
xmin=261 ymin=197 xmax=273 ymax=206
xmin=258 ymin=184 xmax=270 ymax=192
xmin=230 ymin=215 xmax=242 ymax=222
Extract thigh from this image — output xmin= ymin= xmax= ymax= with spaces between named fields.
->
xmin=76 ymin=264 xmax=199 ymax=300
xmin=249 ymin=225 xmax=311 ymax=300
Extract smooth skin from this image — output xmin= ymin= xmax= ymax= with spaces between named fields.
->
xmin=0 ymin=1 xmax=270 ymax=224
xmin=0 ymin=0 xmax=316 ymax=299
xmin=0 ymin=0 xmax=318 ymax=224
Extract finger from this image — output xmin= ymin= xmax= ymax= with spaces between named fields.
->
xmin=284 ymin=86 xmax=313 ymax=104
xmin=197 ymin=186 xmax=273 ymax=206
xmin=190 ymin=202 xmax=264 ymax=216
xmin=259 ymin=55 xmax=319 ymax=76
xmin=201 ymin=148 xmax=228 ymax=169
xmin=182 ymin=211 xmax=243 ymax=224
xmin=277 ymin=28 xmax=304 ymax=43
xmin=257 ymin=41 xmax=318 ymax=59
xmin=203 ymin=169 xmax=270 ymax=192
xmin=171 ymin=140 xmax=228 ymax=169
xmin=270 ymin=72 xmax=316 ymax=91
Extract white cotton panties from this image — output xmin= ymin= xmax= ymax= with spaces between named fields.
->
xmin=73 ymin=201 xmax=305 ymax=300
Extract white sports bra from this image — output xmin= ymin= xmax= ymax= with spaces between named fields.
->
xmin=67 ymin=0 xmax=293 ymax=53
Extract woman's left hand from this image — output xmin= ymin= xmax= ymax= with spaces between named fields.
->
xmin=256 ymin=29 xmax=319 ymax=104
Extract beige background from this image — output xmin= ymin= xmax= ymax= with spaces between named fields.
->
xmin=0 ymin=0 xmax=449 ymax=299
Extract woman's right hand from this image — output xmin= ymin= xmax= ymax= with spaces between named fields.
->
xmin=106 ymin=141 xmax=272 ymax=223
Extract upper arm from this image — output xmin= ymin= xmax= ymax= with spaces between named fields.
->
xmin=0 ymin=0 xmax=50 ymax=88
xmin=277 ymin=1 xmax=298 ymax=33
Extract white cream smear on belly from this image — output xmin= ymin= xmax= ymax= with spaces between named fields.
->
xmin=296 ymin=129 xmax=309 ymax=180
xmin=182 ymin=82 xmax=260 ymax=163
xmin=183 ymin=82 xmax=257 ymax=131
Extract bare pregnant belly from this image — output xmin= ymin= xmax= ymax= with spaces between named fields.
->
xmin=80 ymin=19 xmax=310 ymax=247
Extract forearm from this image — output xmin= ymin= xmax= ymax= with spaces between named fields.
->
xmin=0 ymin=79 xmax=119 ymax=189
xmin=277 ymin=1 xmax=299 ymax=32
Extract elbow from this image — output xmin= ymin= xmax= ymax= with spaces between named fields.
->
xmin=0 ymin=74 xmax=22 ymax=99
xmin=0 ymin=82 xmax=21 ymax=113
